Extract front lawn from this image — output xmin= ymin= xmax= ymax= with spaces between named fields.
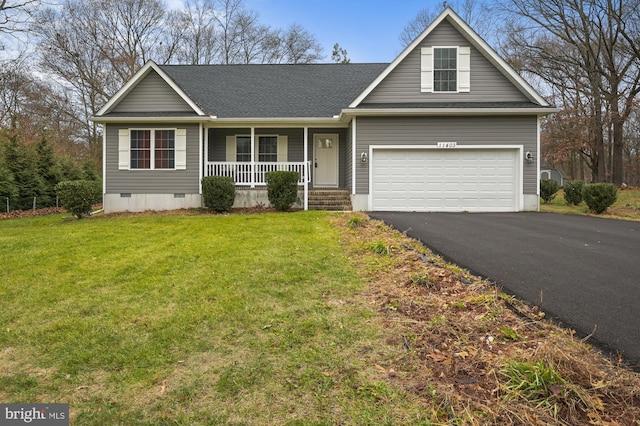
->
xmin=0 ymin=212 xmax=423 ymax=424
xmin=2 ymin=211 xmax=639 ymax=425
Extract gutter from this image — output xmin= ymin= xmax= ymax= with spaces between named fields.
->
xmin=340 ymin=107 xmax=560 ymax=119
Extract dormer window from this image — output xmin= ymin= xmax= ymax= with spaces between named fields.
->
xmin=421 ymin=46 xmax=471 ymax=93
xmin=433 ymin=48 xmax=458 ymax=92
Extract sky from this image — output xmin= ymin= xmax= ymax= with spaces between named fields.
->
xmin=161 ymin=0 xmax=448 ymax=63
xmin=240 ymin=0 xmax=440 ymax=63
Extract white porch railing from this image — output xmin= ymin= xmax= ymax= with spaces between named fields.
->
xmin=205 ymin=161 xmax=310 ymax=186
xmin=206 ymin=161 xmax=311 ymax=210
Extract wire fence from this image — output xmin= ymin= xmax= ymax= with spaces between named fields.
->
xmin=2 ymin=196 xmax=60 ymax=213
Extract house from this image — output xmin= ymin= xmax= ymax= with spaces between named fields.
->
xmin=92 ymin=7 xmax=557 ymax=214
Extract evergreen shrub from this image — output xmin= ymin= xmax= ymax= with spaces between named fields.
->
xmin=583 ymin=183 xmax=617 ymax=214
xmin=540 ymin=179 xmax=559 ymax=204
xmin=563 ymin=180 xmax=584 ymax=206
xmin=55 ymin=180 xmax=101 ymax=218
xmin=265 ymin=171 xmax=299 ymax=211
xmin=202 ymin=176 xmax=236 ymax=212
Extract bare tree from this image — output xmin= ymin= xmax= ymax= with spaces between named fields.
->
xmin=400 ymin=0 xmax=493 ymax=47
xmin=279 ymin=24 xmax=323 ymax=64
xmin=171 ymin=0 xmax=218 ymax=65
xmin=499 ymin=0 xmax=640 ymax=184
xmin=0 ymin=0 xmax=40 ymax=36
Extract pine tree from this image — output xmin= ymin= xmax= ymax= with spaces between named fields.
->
xmin=36 ymin=135 xmax=62 ymax=207
xmin=3 ymin=134 xmax=46 ymax=210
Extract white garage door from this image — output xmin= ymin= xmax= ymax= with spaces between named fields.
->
xmin=371 ymin=148 xmax=518 ymax=212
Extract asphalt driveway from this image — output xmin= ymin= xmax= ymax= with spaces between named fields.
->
xmin=369 ymin=212 xmax=640 ymax=370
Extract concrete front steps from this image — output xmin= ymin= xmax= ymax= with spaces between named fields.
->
xmin=308 ymin=188 xmax=352 ymax=211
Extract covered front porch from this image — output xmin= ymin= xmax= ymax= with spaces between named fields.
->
xmin=204 ymin=125 xmax=351 ymax=210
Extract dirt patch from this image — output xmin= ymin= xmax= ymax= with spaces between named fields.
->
xmin=334 ymin=212 xmax=640 ymax=425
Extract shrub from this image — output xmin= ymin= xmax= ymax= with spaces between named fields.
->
xmin=540 ymin=179 xmax=560 ymax=204
xmin=563 ymin=180 xmax=584 ymax=206
xmin=583 ymin=183 xmax=617 ymax=214
xmin=55 ymin=180 xmax=101 ymax=219
xmin=202 ymin=176 xmax=236 ymax=212
xmin=265 ymin=171 xmax=299 ymax=211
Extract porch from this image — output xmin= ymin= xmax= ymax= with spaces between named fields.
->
xmin=204 ymin=161 xmax=352 ymax=211
xmin=205 ymin=126 xmax=350 ymax=210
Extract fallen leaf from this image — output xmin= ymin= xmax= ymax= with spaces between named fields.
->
xmin=429 ymin=353 xmax=446 ymax=362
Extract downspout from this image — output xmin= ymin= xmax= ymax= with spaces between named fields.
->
xmin=536 ymin=115 xmax=541 ymax=211
xmin=102 ymin=125 xmax=106 ymax=204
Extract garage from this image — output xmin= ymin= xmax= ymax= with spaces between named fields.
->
xmin=371 ymin=147 xmax=519 ymax=212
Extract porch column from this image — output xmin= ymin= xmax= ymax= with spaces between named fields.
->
xmin=303 ymin=126 xmax=309 ymax=210
xmin=250 ymin=127 xmax=255 ymax=188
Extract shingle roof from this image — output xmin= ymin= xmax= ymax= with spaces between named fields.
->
xmin=159 ymin=63 xmax=388 ymax=118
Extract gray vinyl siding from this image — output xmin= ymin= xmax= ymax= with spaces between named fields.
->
xmin=112 ymin=71 xmax=194 ymax=113
xmin=105 ymin=123 xmax=200 ymax=193
xmin=363 ymin=20 xmax=529 ymax=104
xmin=355 ymin=116 xmax=537 ymax=194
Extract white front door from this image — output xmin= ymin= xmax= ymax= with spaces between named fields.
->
xmin=313 ymin=134 xmax=339 ymax=187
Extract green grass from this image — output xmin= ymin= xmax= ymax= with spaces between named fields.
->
xmin=540 ymin=187 xmax=640 ymax=220
xmin=0 ymin=212 xmax=432 ymax=425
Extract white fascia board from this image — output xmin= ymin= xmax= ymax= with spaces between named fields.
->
xmin=208 ymin=117 xmax=348 ymax=128
xmin=90 ymin=115 xmax=211 ymax=123
xmin=342 ymin=107 xmax=560 ymax=117
xmin=95 ymin=60 xmax=206 ymax=116
xmin=349 ymin=7 xmax=551 ymax=108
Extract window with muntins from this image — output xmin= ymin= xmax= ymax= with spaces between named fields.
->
xmin=130 ymin=129 xmax=176 ymax=169
xmin=258 ymin=136 xmax=277 ymax=162
xmin=130 ymin=130 xmax=151 ymax=169
xmin=433 ymin=47 xmax=457 ymax=92
xmin=154 ymin=130 xmax=175 ymax=169
xmin=236 ymin=136 xmax=251 ymax=162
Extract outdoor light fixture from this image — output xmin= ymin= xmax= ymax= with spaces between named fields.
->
xmin=360 ymin=152 xmax=368 ymax=163
xmin=525 ymin=151 xmax=534 ymax=163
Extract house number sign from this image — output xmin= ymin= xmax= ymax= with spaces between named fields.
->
xmin=437 ymin=142 xmax=457 ymax=148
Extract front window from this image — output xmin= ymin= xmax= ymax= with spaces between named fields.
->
xmin=154 ymin=130 xmax=175 ymax=169
xmin=130 ymin=129 xmax=175 ymax=169
xmin=236 ymin=136 xmax=251 ymax=162
xmin=433 ymin=47 xmax=457 ymax=92
xmin=258 ymin=136 xmax=277 ymax=162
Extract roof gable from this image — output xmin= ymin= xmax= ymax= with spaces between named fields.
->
xmin=349 ymin=7 xmax=549 ymax=108
xmin=96 ymin=61 xmax=205 ymax=116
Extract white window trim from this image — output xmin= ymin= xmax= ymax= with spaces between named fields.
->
xmin=119 ymin=128 xmax=186 ymax=171
xmin=421 ymin=45 xmax=471 ymax=93
xmin=432 ymin=46 xmax=459 ymax=93
xmin=227 ymin=134 xmax=287 ymax=162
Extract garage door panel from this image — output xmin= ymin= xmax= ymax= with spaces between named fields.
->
xmin=372 ymin=148 xmax=518 ymax=212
